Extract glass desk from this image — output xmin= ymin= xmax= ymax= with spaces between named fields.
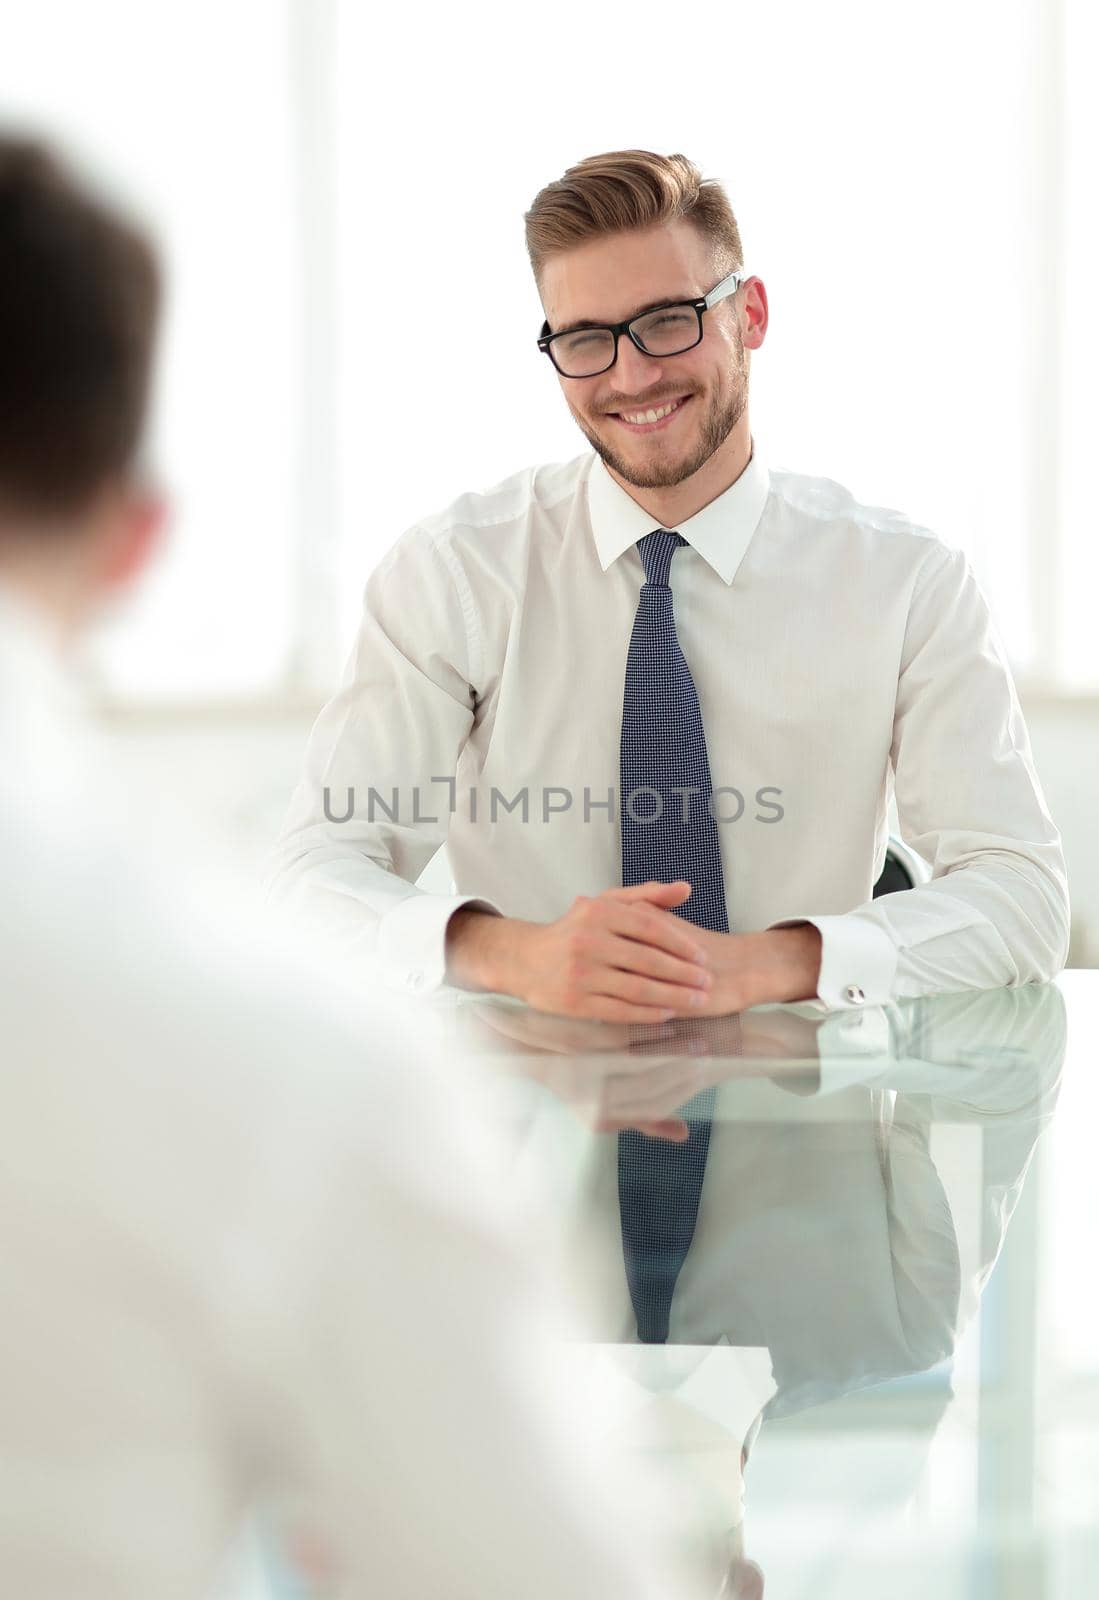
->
xmin=440 ymin=972 xmax=1092 ymax=1599
xmin=256 ymin=973 xmax=1093 ymax=1600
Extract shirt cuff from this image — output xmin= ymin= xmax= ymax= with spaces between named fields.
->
xmin=766 ymin=913 xmax=898 ymax=1011
xmin=376 ymin=892 xmax=504 ymax=997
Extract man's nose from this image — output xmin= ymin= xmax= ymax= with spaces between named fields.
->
xmin=610 ymin=334 xmax=665 ymax=395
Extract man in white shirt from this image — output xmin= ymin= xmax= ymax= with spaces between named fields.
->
xmin=0 ymin=135 xmax=703 ymax=1599
xmin=271 ymin=146 xmax=1065 ymax=1597
xmin=270 ymin=148 xmax=1069 ymax=1019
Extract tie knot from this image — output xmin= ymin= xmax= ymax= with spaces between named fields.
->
xmin=636 ymin=529 xmax=685 ymax=588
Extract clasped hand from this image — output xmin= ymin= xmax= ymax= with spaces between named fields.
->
xmin=447 ymin=880 xmax=822 ymax=1023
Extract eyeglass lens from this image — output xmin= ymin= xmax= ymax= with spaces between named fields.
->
xmin=550 ymin=304 xmax=702 ymax=377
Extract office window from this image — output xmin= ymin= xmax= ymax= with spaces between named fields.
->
xmin=0 ymin=0 xmax=304 ymax=700
xmin=1059 ymin=0 xmax=1099 ymax=688
xmin=333 ymin=0 xmax=1059 ymax=683
xmin=3 ymin=0 xmax=1093 ymax=700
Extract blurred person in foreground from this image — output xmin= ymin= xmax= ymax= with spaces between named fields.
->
xmin=0 ymin=134 xmax=706 ymax=1600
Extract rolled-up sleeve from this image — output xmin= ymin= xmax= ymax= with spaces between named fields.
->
xmin=769 ymin=543 xmax=1070 ymax=1007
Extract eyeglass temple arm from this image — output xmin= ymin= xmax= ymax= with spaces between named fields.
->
xmin=704 ymin=269 xmax=748 ymax=309
xmin=538 ymin=269 xmax=749 ymax=346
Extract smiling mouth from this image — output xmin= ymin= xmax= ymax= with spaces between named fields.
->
xmin=606 ymin=395 xmax=692 ymax=432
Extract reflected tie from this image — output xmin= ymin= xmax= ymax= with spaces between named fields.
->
xmin=618 ymin=529 xmax=729 ymax=1344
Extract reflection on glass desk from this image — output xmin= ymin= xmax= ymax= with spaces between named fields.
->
xmin=440 ymin=973 xmax=1093 ymax=1600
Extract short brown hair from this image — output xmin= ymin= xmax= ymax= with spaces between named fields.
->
xmin=0 ymin=134 xmax=160 ymax=525
xmin=524 ymin=150 xmax=743 ymax=290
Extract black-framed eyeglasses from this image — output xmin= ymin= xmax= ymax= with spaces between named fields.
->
xmin=536 ymin=269 xmax=747 ymax=379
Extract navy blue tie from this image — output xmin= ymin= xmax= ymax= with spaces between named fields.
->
xmin=618 ymin=529 xmax=729 ymax=1344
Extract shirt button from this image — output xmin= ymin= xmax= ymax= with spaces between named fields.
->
xmin=844 ymin=985 xmax=866 ymax=1005
xmin=408 ymin=970 xmax=426 ymax=991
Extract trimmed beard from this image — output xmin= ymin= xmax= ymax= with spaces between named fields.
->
xmin=571 ymin=337 xmax=748 ymax=490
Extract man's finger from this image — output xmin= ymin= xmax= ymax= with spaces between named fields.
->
xmin=604 ymin=879 xmax=693 ymax=905
xmin=598 ymin=932 xmax=710 ymax=989
xmin=608 ymin=903 xmax=709 ymax=965
xmin=593 ymin=1116 xmax=690 ymax=1143
xmin=590 ymin=967 xmax=709 ymax=1014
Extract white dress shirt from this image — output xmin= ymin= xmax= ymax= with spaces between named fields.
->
xmin=269 ymin=441 xmax=1069 ymax=1010
xmin=0 ymin=581 xmax=699 ymax=1600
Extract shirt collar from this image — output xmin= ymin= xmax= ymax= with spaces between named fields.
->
xmin=585 ymin=439 xmax=770 ymax=585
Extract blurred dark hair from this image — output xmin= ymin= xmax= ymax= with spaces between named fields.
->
xmin=0 ymin=134 xmax=160 ymax=525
